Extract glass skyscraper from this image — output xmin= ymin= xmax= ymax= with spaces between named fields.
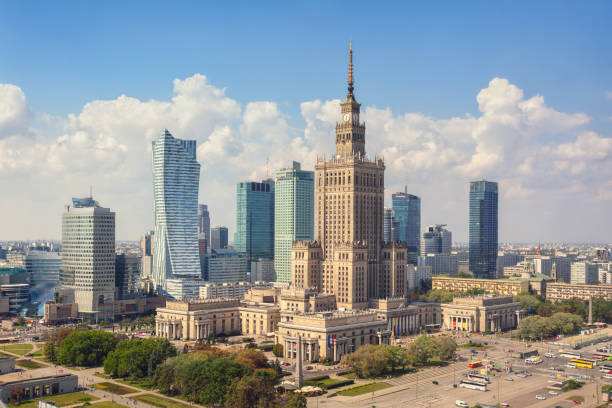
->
xmin=469 ymin=180 xmax=499 ymax=279
xmin=235 ymin=179 xmax=275 ymax=267
xmin=274 ymin=162 xmax=314 ymax=283
xmin=152 ymin=129 xmax=202 ymax=299
xmin=391 ymin=191 xmax=421 ymax=264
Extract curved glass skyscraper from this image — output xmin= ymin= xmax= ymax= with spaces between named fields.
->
xmin=152 ymin=130 xmax=202 ymax=298
xmin=469 ymin=180 xmax=498 ymax=279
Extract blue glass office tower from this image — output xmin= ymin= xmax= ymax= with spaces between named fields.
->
xmin=234 ymin=179 xmax=275 ymax=267
xmin=392 ymin=191 xmax=421 ymax=264
xmin=152 ymin=130 xmax=202 ymax=299
xmin=469 ymin=180 xmax=498 ymax=279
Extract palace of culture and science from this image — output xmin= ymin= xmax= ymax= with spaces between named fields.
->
xmin=291 ymin=44 xmax=407 ymax=310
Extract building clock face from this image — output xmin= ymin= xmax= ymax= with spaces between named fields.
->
xmin=343 ymin=113 xmax=350 ymax=122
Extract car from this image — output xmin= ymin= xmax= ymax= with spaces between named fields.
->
xmin=455 ymin=401 xmax=469 ymax=408
xmin=549 ymin=391 xmax=559 ymax=395
xmin=572 ymin=400 xmax=581 ymax=405
xmin=432 ymin=380 xmax=438 ymax=385
xmin=505 ymin=376 xmax=514 ymax=381
xmin=500 ymin=404 xmax=510 ymax=407
xmin=536 ymin=395 xmax=547 ymax=400
xmin=305 ymin=366 xmax=313 ymax=370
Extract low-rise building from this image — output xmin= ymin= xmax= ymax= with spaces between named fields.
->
xmin=369 ymin=298 xmax=442 ymax=336
xmin=199 ymin=281 xmax=273 ymax=300
xmin=0 ymin=357 xmax=15 ymax=374
xmin=239 ymin=303 xmax=280 ymax=336
xmin=0 ymin=374 xmax=78 ymax=403
xmin=275 ymin=310 xmax=390 ymax=363
xmin=441 ymin=295 xmax=524 ymax=333
xmin=545 ymin=282 xmax=612 ymax=302
xmin=155 ymin=298 xmax=241 ymax=340
xmin=432 ymin=276 xmax=529 ymax=296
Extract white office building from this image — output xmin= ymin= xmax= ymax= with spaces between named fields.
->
xmin=570 ymin=262 xmax=599 ymax=285
xmin=418 ymin=253 xmax=458 ymax=276
xmin=152 ymin=129 xmax=202 ymax=299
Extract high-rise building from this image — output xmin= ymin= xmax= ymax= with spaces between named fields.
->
xmin=274 ymin=161 xmax=314 ymax=283
xmin=418 ymin=254 xmax=458 ymax=276
xmin=383 ymin=208 xmax=399 ymax=243
xmin=201 ymin=249 xmax=248 ymax=283
xmin=290 ymin=44 xmax=406 ymax=309
xmin=61 ymin=196 xmax=115 ymax=323
xmin=115 ymin=254 xmax=141 ymax=300
xmin=251 ymin=258 xmax=276 ymax=283
xmin=469 ymin=180 xmax=498 ymax=279
xmin=211 ymin=226 xmax=229 ymax=251
xmin=25 ymin=250 xmax=61 ymax=286
xmin=152 ymin=130 xmax=202 ymax=299
xmin=392 ymin=190 xmax=420 ymax=264
xmin=496 ymin=252 xmax=524 ymax=278
xmin=140 ymin=231 xmax=154 ymax=257
xmin=570 ymin=262 xmax=599 ymax=285
xmin=421 ymin=224 xmax=452 ymax=255
xmin=235 ymin=179 xmax=274 ymax=263
xmin=198 ymin=204 xmax=211 ymax=245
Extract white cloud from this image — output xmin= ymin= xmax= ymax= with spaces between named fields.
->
xmin=0 ymin=74 xmax=610 ymax=242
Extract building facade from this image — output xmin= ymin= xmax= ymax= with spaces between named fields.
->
xmin=61 ymin=197 xmax=115 ymax=323
xmin=197 ymin=204 xmax=211 ymax=246
xmin=421 ymin=224 xmax=452 ymax=255
xmin=250 ymin=258 xmax=275 ymax=282
xmin=432 ymin=276 xmax=529 ymax=296
xmin=235 ymin=179 xmax=275 ymax=266
xmin=201 ymin=249 xmax=248 ymax=283
xmin=115 ymin=254 xmax=141 ymax=300
xmin=418 ymin=253 xmax=458 ymax=276
xmin=274 ymin=162 xmax=314 ymax=283
xmin=441 ymin=295 xmax=524 ymax=333
xmin=469 ymin=180 xmax=499 ymax=279
xmin=155 ymin=299 xmax=241 ymax=340
xmin=545 ymin=282 xmax=612 ymax=302
xmin=383 ymin=208 xmax=399 ymax=244
xmin=25 ymin=251 xmax=61 ymax=287
xmin=570 ymin=262 xmax=599 ymax=285
xmin=391 ymin=191 xmax=420 ymax=265
xmin=152 ymin=129 xmax=201 ymax=299
xmin=210 ymin=227 xmax=228 ymax=251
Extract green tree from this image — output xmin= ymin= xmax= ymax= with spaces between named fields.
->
xmin=272 ymin=343 xmax=284 ymax=358
xmin=285 ymin=392 xmax=307 ymax=408
xmin=225 ymin=373 xmax=277 ymax=408
xmin=436 ymin=336 xmax=457 ymax=360
xmin=340 ymin=344 xmax=387 ymax=378
xmin=456 ymin=271 xmax=473 ymax=278
xmin=57 ymin=330 xmax=117 ymax=367
xmin=408 ymin=335 xmax=438 ymax=366
xmin=104 ymin=337 xmax=176 ymax=378
xmin=514 ymin=292 xmax=544 ymax=313
xmin=517 ymin=315 xmax=548 ymax=340
xmin=43 ymin=341 xmax=57 ymax=363
xmin=16 ymin=316 xmax=26 ymax=326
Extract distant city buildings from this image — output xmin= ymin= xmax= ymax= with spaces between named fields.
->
xmin=469 ymin=180 xmax=499 ymax=279
xmin=197 ymin=204 xmax=211 ymax=245
xmin=201 ymin=249 xmax=248 ymax=283
xmin=60 ymin=196 xmax=115 ymax=323
xmin=274 ymin=162 xmax=314 ymax=283
xmin=251 ymin=258 xmax=275 ymax=282
xmin=210 ymin=227 xmax=229 ymax=251
xmin=152 ymin=130 xmax=202 ymax=300
xmin=115 ymin=254 xmax=141 ymax=300
xmin=421 ymin=224 xmax=452 ymax=255
xmin=392 ymin=190 xmax=421 ymax=265
xmin=570 ymin=261 xmax=599 ymax=285
xmin=235 ymin=179 xmax=274 ymax=278
xmin=383 ymin=208 xmax=399 ymax=243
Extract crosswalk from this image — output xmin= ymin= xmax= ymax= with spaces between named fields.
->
xmin=387 ymin=364 xmax=464 ymax=386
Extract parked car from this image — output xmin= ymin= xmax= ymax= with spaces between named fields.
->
xmin=536 ymin=395 xmax=547 ymax=400
xmin=432 ymin=380 xmax=438 ymax=385
xmin=549 ymin=391 xmax=559 ymax=396
xmin=505 ymin=376 xmax=514 ymax=381
xmin=455 ymin=401 xmax=469 ymax=408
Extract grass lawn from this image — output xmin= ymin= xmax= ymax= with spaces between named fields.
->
xmin=16 ymin=359 xmax=47 ymax=369
xmin=131 ymin=394 xmax=190 ymax=408
xmin=94 ymin=382 xmax=138 ymax=395
xmin=31 ymin=349 xmax=44 ymax=357
xmin=338 ymin=371 xmax=356 ymax=379
xmin=88 ymin=402 xmax=128 ymax=408
xmin=117 ymin=378 xmax=155 ymax=390
xmin=1 ymin=344 xmax=34 ymax=355
xmin=336 ymin=382 xmax=392 ymax=397
xmin=9 ymin=392 xmax=99 ymax=408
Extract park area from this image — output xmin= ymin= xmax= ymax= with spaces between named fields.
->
xmin=15 ymin=359 xmax=47 ymax=369
xmin=336 ymin=382 xmax=392 ymax=396
xmin=131 ymin=394 xmax=190 ymax=408
xmin=94 ymin=382 xmax=138 ymax=395
xmin=1 ymin=344 xmax=33 ymax=355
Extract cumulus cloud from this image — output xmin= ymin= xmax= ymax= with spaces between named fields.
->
xmin=0 ymin=74 xmax=610 ymax=242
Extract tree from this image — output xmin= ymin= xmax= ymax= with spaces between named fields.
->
xmin=436 ymin=336 xmax=457 ymax=360
xmin=456 ymin=271 xmax=473 ymax=278
xmin=57 ymin=330 xmax=117 ymax=367
xmin=43 ymin=341 xmax=57 ymax=363
xmin=225 ymin=372 xmax=277 ymax=408
xmin=16 ymin=316 xmax=26 ymax=326
xmin=340 ymin=344 xmax=388 ymax=378
xmin=272 ymin=343 xmax=284 ymax=358
xmin=104 ymin=337 xmax=177 ymax=378
xmin=514 ymin=292 xmax=544 ymax=313
xmin=285 ymin=392 xmax=307 ymax=408
xmin=233 ymin=348 xmax=269 ymax=369
xmin=408 ymin=335 xmax=438 ymax=366
xmin=380 ymin=345 xmax=408 ymax=372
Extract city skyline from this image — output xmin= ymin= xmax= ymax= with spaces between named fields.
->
xmin=1 ymin=3 xmax=612 ymax=243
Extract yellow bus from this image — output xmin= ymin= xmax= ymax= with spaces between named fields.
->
xmin=570 ymin=359 xmax=595 ymax=369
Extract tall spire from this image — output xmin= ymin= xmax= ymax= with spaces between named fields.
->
xmin=347 ymin=42 xmax=354 ymax=97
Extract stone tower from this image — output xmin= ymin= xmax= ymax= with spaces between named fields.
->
xmin=292 ymin=44 xmax=406 ymax=309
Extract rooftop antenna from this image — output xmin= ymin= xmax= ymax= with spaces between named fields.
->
xmin=405 ymin=185 xmax=407 ymax=194
xmin=90 ymin=185 xmax=93 ymax=198
xmin=265 ymin=157 xmax=270 ymax=178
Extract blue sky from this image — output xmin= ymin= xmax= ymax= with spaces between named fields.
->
xmin=1 ymin=1 xmax=612 ymax=242
xmin=2 ymin=1 xmax=611 ymax=128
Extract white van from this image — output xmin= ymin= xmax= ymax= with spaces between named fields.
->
xmin=456 ymin=401 xmax=469 ymax=408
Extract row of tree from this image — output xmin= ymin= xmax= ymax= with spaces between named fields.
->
xmin=517 ymin=312 xmax=583 ymax=340
xmin=514 ymin=292 xmax=612 ymax=323
xmin=340 ymin=335 xmax=457 ymax=378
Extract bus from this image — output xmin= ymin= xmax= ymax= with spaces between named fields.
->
xmin=468 ymin=361 xmax=482 ymax=369
xmin=467 ymin=373 xmax=490 ymax=383
xmin=560 ymin=350 xmax=581 ymax=359
xmin=459 ymin=380 xmax=487 ymax=391
xmin=570 ymin=359 xmax=595 ymax=369
xmin=599 ymin=363 xmax=612 ymax=372
xmin=592 ymin=354 xmax=609 ymax=360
